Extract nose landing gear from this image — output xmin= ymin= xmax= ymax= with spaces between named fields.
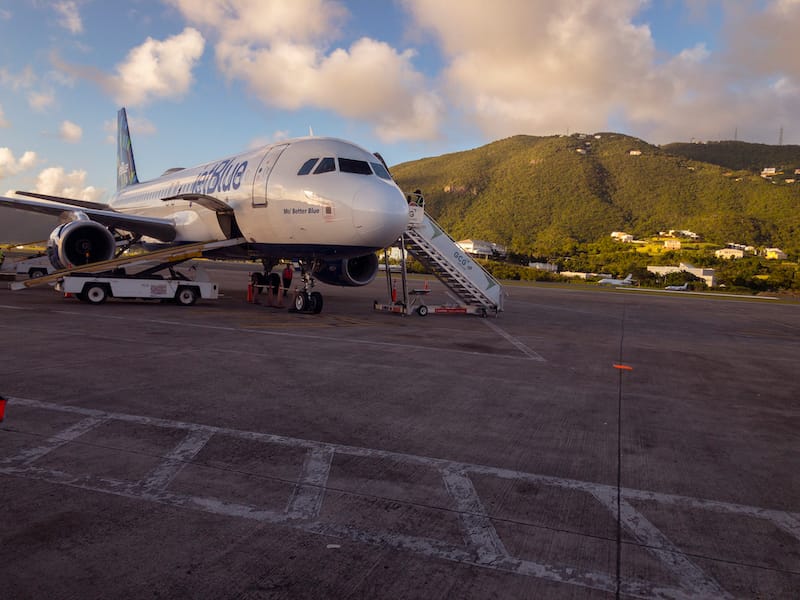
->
xmin=290 ymin=261 xmax=324 ymax=314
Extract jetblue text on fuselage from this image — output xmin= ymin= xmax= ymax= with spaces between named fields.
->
xmin=191 ymin=158 xmax=248 ymax=195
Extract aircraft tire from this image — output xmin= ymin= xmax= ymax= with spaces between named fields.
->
xmin=310 ymin=291 xmax=323 ymax=314
xmin=294 ymin=292 xmax=308 ymax=312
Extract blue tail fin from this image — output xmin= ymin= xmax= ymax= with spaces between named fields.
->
xmin=117 ymin=108 xmax=139 ymax=191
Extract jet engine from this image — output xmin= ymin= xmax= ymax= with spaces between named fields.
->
xmin=47 ymin=217 xmax=116 ymax=270
xmin=313 ymin=253 xmax=379 ymax=287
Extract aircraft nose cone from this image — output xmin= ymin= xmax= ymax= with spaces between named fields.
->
xmin=351 ymin=184 xmax=409 ymax=246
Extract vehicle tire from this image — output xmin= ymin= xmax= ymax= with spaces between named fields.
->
xmin=175 ymin=286 xmax=198 ymax=306
xmin=310 ymin=291 xmax=323 ymax=314
xmin=417 ymin=305 xmax=428 ymax=317
xmin=84 ymin=284 xmax=108 ymax=304
xmin=29 ymin=269 xmax=47 ymax=278
xmin=294 ymin=292 xmax=308 ymax=312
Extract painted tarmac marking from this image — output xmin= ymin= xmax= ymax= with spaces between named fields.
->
xmin=592 ymin=488 xmax=731 ymax=599
xmin=3 ymin=396 xmax=798 ymax=600
xmin=1 ymin=414 xmax=108 ymax=467
xmin=51 ymin=311 xmax=540 ymax=362
xmin=481 ymin=318 xmax=546 ymax=362
xmin=441 ymin=467 xmax=509 ymax=564
xmin=139 ymin=429 xmax=214 ymax=493
xmin=286 ymin=446 xmax=334 ymax=520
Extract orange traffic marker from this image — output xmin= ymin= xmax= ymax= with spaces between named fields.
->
xmin=0 ymin=396 xmax=6 ymax=422
xmin=613 ymin=364 xmax=634 ymax=371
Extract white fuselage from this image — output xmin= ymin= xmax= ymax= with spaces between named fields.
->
xmin=111 ymin=137 xmax=409 ymax=257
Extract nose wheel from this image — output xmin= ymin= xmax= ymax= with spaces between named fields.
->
xmin=294 ymin=290 xmax=323 ymax=313
xmin=291 ymin=261 xmax=324 ymax=314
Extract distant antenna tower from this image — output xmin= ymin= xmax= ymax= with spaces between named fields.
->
xmin=778 ymin=126 xmax=783 ymax=146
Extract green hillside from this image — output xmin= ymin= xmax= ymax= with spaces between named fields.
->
xmin=663 ymin=140 xmax=800 ymax=174
xmin=391 ymin=134 xmax=800 ymax=257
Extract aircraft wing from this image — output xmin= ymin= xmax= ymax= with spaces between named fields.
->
xmin=0 ymin=194 xmax=177 ymax=242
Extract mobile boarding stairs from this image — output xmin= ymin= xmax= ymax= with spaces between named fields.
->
xmin=375 ymin=198 xmax=504 ymax=317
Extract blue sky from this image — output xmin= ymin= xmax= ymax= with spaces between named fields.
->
xmin=1 ymin=0 xmax=797 ymax=203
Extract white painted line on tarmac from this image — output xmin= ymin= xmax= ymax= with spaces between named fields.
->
xmin=4 ymin=396 xmax=797 ymax=600
xmin=287 ymin=446 xmax=334 ymax=520
xmin=50 ymin=310 xmax=542 ymax=363
xmin=1 ymin=414 xmax=108 ymax=467
xmin=593 ymin=488 xmax=731 ymax=599
xmin=441 ymin=467 xmax=509 ymax=564
xmin=139 ymin=429 xmax=214 ymax=493
xmin=481 ymin=318 xmax=546 ymax=362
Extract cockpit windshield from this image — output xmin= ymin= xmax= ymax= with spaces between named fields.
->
xmin=295 ymin=156 xmax=392 ymax=180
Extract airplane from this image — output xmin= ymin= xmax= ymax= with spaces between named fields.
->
xmin=597 ymin=273 xmax=634 ymax=286
xmin=665 ymin=282 xmax=689 ymax=291
xmin=0 ymin=108 xmax=410 ymax=313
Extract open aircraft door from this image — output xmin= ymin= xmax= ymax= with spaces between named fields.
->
xmin=251 ymin=144 xmax=288 ymax=207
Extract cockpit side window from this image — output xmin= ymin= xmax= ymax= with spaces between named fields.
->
xmin=338 ymin=157 xmax=373 ymax=175
xmin=314 ymin=157 xmax=336 ymax=174
xmin=370 ymin=161 xmax=392 ymax=180
xmin=297 ymin=158 xmax=319 ymax=175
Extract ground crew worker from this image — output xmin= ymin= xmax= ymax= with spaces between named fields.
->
xmin=282 ymin=263 xmax=293 ymax=297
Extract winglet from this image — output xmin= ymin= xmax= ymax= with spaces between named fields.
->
xmin=117 ymin=108 xmax=139 ymax=191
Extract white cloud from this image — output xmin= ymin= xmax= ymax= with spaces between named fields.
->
xmin=103 ymin=28 xmax=205 ymax=106
xmin=399 ymin=0 xmax=800 ymax=144
xmin=0 ymin=66 xmax=36 ymax=91
xmin=53 ymin=1 xmax=83 ymax=35
xmin=171 ymin=0 xmax=442 ymax=142
xmin=59 ymin=120 xmax=82 ymax=142
xmin=0 ymin=105 xmax=8 ymax=128
xmin=0 ymin=148 xmax=38 ymax=179
xmin=28 ymin=90 xmax=55 ymax=111
xmin=34 ymin=166 xmax=101 ymax=201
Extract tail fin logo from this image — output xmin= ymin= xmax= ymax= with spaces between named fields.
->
xmin=117 ymin=108 xmax=139 ymax=191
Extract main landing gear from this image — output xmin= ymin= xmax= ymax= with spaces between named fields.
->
xmin=290 ymin=260 xmax=324 ymax=314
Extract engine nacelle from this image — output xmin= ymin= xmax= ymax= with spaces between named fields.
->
xmin=47 ymin=218 xmax=117 ymax=270
xmin=313 ymin=253 xmax=379 ymax=287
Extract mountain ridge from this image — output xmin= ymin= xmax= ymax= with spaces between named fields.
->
xmin=391 ymin=134 xmax=800 ymax=257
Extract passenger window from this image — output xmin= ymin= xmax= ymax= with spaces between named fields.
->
xmin=339 ymin=158 xmax=372 ymax=175
xmin=297 ymin=158 xmax=319 ymax=175
xmin=314 ymin=157 xmax=336 ymax=174
xmin=370 ymin=161 xmax=391 ymax=180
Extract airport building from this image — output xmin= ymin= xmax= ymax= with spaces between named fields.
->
xmin=647 ymin=262 xmax=716 ymax=287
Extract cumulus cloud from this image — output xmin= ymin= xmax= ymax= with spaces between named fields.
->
xmin=34 ymin=166 xmax=101 ymax=201
xmin=170 ymin=0 xmax=442 ymax=141
xmin=0 ymin=148 xmax=38 ymax=179
xmin=53 ymin=1 xmax=83 ymax=34
xmin=27 ymin=90 xmax=55 ymax=112
xmin=105 ymin=27 xmax=205 ymax=106
xmin=55 ymin=28 xmax=206 ymax=107
xmin=59 ymin=120 xmax=82 ymax=142
xmin=401 ymin=0 xmax=800 ymax=144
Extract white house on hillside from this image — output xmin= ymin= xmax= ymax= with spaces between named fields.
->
xmin=456 ymin=239 xmax=507 ymax=259
xmin=715 ymin=248 xmax=744 ymax=260
xmin=648 ymin=263 xmax=716 ymax=287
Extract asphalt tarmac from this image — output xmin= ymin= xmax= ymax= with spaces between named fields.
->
xmin=1 ymin=265 xmax=798 ymax=599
